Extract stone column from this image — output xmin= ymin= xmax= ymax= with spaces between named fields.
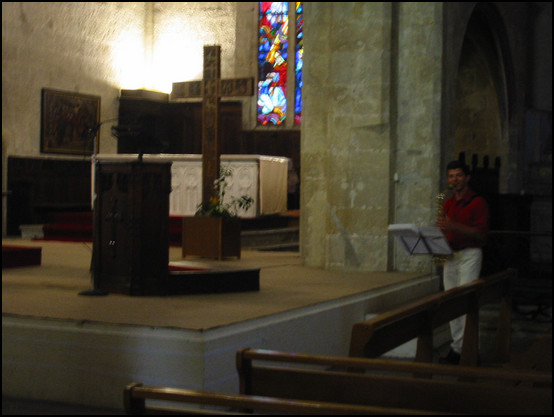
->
xmin=302 ymin=2 xmax=444 ymax=273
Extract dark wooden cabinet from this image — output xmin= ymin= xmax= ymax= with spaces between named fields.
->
xmin=93 ymin=161 xmax=171 ymax=295
xmin=6 ymin=157 xmax=91 ymax=235
xmin=115 ymin=89 xmax=301 ymax=210
xmin=116 ymin=92 xmax=242 ymax=156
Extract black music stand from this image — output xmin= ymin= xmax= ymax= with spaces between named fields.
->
xmin=388 ymin=224 xmax=452 ymax=256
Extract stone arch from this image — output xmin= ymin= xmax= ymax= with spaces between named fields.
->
xmin=454 ymin=3 xmax=515 ymax=192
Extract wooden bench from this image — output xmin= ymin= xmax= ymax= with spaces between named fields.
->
xmin=349 ymin=268 xmax=515 ymax=366
xmin=123 ymin=381 xmax=438 ymax=415
xmin=236 ymin=348 xmax=551 ymax=415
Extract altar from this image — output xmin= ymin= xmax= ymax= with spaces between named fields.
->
xmin=93 ymin=154 xmax=289 ymax=218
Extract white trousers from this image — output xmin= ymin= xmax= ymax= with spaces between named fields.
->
xmin=443 ymin=247 xmax=483 ymax=354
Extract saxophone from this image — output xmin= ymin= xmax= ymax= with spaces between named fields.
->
xmin=433 ymin=189 xmax=451 ymax=265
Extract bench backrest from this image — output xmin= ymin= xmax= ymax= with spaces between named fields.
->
xmin=236 ymin=348 xmax=551 ymax=415
xmin=124 ymin=381 xmax=441 ymax=415
xmin=349 ymin=268 xmax=515 ymax=365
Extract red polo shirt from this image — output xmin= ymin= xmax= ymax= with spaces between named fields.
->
xmin=443 ymin=189 xmax=489 ymax=251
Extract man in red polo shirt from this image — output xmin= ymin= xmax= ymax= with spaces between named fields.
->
xmin=437 ymin=160 xmax=489 ymax=364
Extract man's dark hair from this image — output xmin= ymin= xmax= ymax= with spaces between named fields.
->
xmin=446 ymin=160 xmax=470 ymax=175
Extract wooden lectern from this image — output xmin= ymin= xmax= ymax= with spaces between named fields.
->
xmin=93 ymin=160 xmax=171 ymax=295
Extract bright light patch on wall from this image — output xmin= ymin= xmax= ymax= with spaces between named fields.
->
xmin=113 ymin=29 xmax=146 ymax=90
xmin=112 ymin=19 xmax=205 ymax=93
xmin=151 ymin=33 xmax=204 ymax=93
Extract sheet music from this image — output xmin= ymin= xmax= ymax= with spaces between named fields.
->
xmin=388 ymin=224 xmax=452 ymax=256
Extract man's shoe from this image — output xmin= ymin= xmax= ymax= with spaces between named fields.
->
xmin=439 ymin=349 xmax=460 ymax=365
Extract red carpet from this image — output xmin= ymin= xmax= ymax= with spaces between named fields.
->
xmin=38 ymin=212 xmax=183 ymax=246
xmin=35 ymin=211 xmax=298 ymax=247
xmin=168 ymin=265 xmax=208 ymax=272
xmin=2 ymin=245 xmax=42 ymax=268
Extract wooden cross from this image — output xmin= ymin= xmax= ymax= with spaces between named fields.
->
xmin=171 ymin=45 xmax=254 ymax=209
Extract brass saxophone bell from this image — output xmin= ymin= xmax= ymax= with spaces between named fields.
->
xmin=433 ymin=189 xmax=451 ymax=266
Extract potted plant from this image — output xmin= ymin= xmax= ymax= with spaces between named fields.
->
xmin=182 ymin=166 xmax=254 ymax=260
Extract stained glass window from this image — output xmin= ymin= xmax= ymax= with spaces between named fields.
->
xmin=294 ymin=2 xmax=303 ymax=125
xmin=258 ymin=2 xmax=289 ymax=125
xmin=257 ymin=2 xmax=302 ymax=126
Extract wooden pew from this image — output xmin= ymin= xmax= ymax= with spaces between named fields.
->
xmin=349 ymin=268 xmax=515 ymax=366
xmin=236 ymin=348 xmax=552 ymax=415
xmin=123 ymin=381 xmax=438 ymax=415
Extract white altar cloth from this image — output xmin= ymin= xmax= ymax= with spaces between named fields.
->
xmin=93 ymin=154 xmax=289 ymax=218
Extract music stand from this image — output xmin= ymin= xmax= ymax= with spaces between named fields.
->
xmin=388 ymin=224 xmax=452 ymax=256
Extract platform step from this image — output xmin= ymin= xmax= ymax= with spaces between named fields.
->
xmin=33 ymin=212 xmax=300 ymax=251
xmin=253 ymin=242 xmax=300 ymax=252
xmin=2 ymin=245 xmax=42 ymax=268
xmin=19 ymin=224 xmax=45 ymax=240
xmin=242 ymin=227 xmax=299 ymax=251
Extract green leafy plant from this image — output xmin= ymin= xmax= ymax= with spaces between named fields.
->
xmin=195 ymin=166 xmax=254 ymax=218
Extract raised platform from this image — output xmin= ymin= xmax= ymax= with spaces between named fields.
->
xmin=2 ymin=238 xmax=438 ymax=410
xmin=2 ymin=245 xmax=42 ymax=268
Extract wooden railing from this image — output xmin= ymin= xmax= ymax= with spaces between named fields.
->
xmin=349 ymin=268 xmax=515 ymax=366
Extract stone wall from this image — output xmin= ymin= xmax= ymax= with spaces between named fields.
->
xmin=3 ymin=3 xmax=138 ymax=157
xmin=301 ymin=2 xmax=550 ymax=273
xmin=1 ymin=2 xmax=250 ymax=157
xmin=3 ymin=2 xmax=550 ymax=272
xmin=392 ymin=3 xmax=444 ymax=272
xmin=1 ymin=2 xmax=253 ymax=236
xmin=301 ymin=3 xmax=443 ymax=272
